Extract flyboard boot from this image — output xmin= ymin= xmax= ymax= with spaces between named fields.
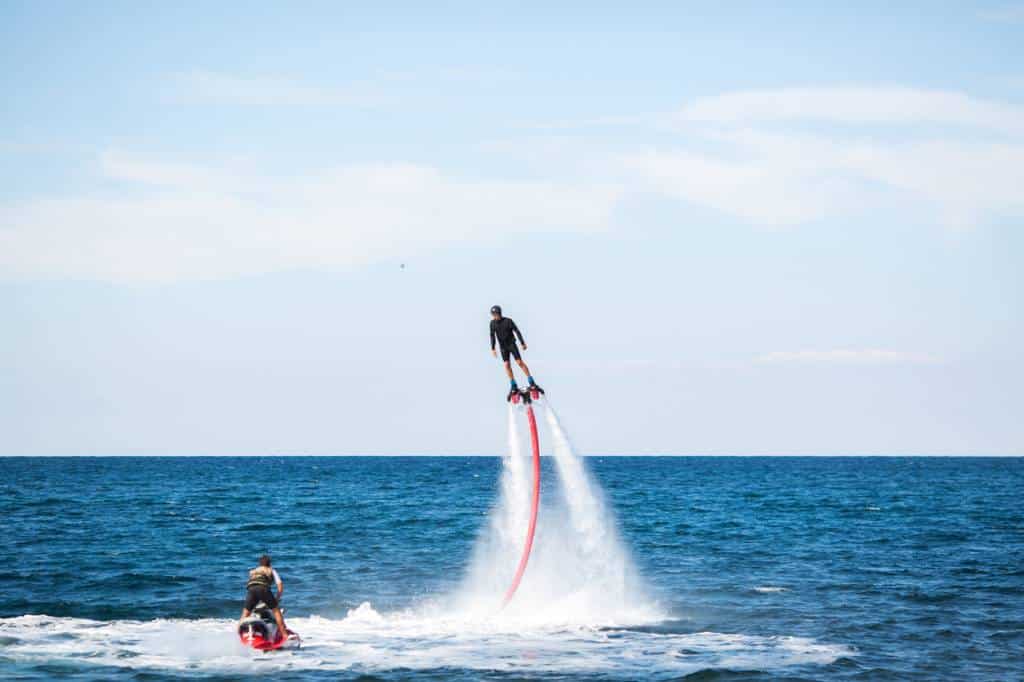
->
xmin=507 ymin=380 xmax=545 ymax=403
xmin=527 ymin=380 xmax=544 ymax=401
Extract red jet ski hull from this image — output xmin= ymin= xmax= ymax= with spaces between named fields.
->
xmin=234 ymin=626 xmax=292 ymax=647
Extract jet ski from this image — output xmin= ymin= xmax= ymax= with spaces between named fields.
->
xmin=238 ymin=602 xmax=301 ymax=651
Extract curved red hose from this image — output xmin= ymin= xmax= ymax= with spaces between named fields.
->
xmin=502 ymin=404 xmax=541 ymax=606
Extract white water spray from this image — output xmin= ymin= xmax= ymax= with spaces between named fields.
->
xmin=499 ymin=403 xmax=531 ymax=553
xmin=538 ymin=398 xmax=643 ymax=619
xmin=0 ymin=402 xmax=855 ymax=677
xmin=544 ymin=401 xmax=616 ymax=558
xmin=454 ymin=405 xmax=533 ymax=612
xmin=0 ymin=613 xmax=855 ymax=676
xmin=455 ymin=399 xmax=656 ymax=625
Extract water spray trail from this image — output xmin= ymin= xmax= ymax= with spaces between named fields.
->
xmin=542 ymin=399 xmax=633 ymax=606
xmin=543 ymin=401 xmax=603 ymax=546
xmin=496 ymin=404 xmax=529 ymax=548
xmin=454 ymin=404 xmax=539 ymax=612
xmin=502 ymin=403 xmax=541 ymax=606
xmin=459 ymin=397 xmax=656 ymax=624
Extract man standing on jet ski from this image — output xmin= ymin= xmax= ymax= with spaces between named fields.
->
xmin=489 ymin=305 xmax=543 ymax=401
xmin=240 ymin=555 xmax=288 ymax=635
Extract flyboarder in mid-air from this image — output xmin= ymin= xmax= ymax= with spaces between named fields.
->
xmin=489 ymin=305 xmax=544 ymax=402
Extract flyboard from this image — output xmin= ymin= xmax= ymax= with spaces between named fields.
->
xmin=502 ymin=384 xmax=545 ymax=606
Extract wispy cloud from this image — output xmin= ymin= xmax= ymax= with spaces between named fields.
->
xmin=99 ymin=150 xmax=239 ymax=189
xmin=625 ymin=86 xmax=1024 ymax=228
xmin=995 ymin=75 xmax=1024 ymax=89
xmin=0 ymin=152 xmax=619 ymax=282
xmin=0 ymin=140 xmax=87 ymax=155
xmin=978 ymin=4 xmax=1024 ymax=23
xmin=6 ymin=84 xmax=1023 ymax=282
xmin=756 ymin=349 xmax=941 ymax=365
xmin=174 ymin=70 xmax=384 ymax=107
xmin=676 ymin=87 xmax=1024 ymax=135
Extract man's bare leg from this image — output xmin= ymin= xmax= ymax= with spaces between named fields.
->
xmin=516 ymin=358 xmax=532 ymax=377
xmin=273 ymin=607 xmax=288 ymax=635
xmin=504 ymin=361 xmax=515 ymax=380
xmin=515 ymin=358 xmax=542 ymax=392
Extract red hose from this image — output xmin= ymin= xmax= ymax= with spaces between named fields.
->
xmin=502 ymin=403 xmax=541 ymax=606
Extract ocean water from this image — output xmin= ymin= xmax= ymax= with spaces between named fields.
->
xmin=2 ymin=414 xmax=1022 ymax=680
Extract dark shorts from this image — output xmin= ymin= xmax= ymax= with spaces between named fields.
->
xmin=244 ymin=586 xmax=278 ymax=611
xmin=500 ymin=345 xmax=521 ymax=362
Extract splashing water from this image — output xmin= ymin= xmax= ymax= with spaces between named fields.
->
xmin=500 ymin=403 xmax=532 ymax=567
xmin=454 ymin=399 xmax=658 ymax=626
xmin=0 ymin=611 xmax=855 ymax=677
xmin=0 ymin=408 xmax=858 ymax=678
xmin=0 ymin=430 xmax=855 ymax=676
xmin=453 ymin=404 xmax=535 ymax=613
xmin=540 ymin=398 xmax=646 ymax=620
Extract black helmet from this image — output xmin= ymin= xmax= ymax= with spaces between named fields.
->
xmin=490 ymin=305 xmax=502 ymax=316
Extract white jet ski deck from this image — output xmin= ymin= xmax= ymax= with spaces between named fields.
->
xmin=238 ymin=602 xmax=301 ymax=651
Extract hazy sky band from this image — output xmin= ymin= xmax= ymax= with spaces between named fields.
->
xmin=1 ymin=2 xmax=1021 ymax=454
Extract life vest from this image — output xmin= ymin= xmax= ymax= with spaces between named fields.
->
xmin=246 ymin=566 xmax=274 ymax=590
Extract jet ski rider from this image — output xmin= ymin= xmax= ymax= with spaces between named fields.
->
xmin=240 ymin=554 xmax=288 ymax=636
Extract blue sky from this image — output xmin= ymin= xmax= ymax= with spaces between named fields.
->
xmin=2 ymin=1 xmax=1022 ymax=454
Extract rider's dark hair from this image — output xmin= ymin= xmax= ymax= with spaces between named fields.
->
xmin=259 ymin=554 xmax=272 ymax=567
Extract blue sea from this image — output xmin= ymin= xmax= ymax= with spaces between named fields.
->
xmin=3 ymin=453 xmax=1022 ymax=680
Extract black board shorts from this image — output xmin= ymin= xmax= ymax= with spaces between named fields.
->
xmin=245 ymin=586 xmax=278 ymax=611
xmin=500 ymin=345 xmax=522 ymax=362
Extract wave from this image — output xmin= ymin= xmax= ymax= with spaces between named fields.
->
xmin=0 ymin=607 xmax=854 ymax=677
xmin=0 ymin=403 xmax=857 ymax=677
xmin=452 ymin=400 xmax=656 ymax=627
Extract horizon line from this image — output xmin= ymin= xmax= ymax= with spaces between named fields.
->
xmin=1 ymin=453 xmax=1020 ymax=458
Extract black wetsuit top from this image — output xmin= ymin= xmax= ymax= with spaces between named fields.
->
xmin=490 ymin=317 xmax=525 ymax=350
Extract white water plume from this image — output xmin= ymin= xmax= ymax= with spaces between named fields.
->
xmin=0 ymin=404 xmax=856 ymax=677
xmin=538 ymin=398 xmax=646 ymax=619
xmin=452 ymin=405 xmax=533 ymax=613
xmin=544 ymin=400 xmax=620 ymax=561
xmin=0 ymin=612 xmax=855 ymax=676
xmin=499 ymin=403 xmax=531 ymax=554
xmin=455 ymin=400 xmax=655 ymax=626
